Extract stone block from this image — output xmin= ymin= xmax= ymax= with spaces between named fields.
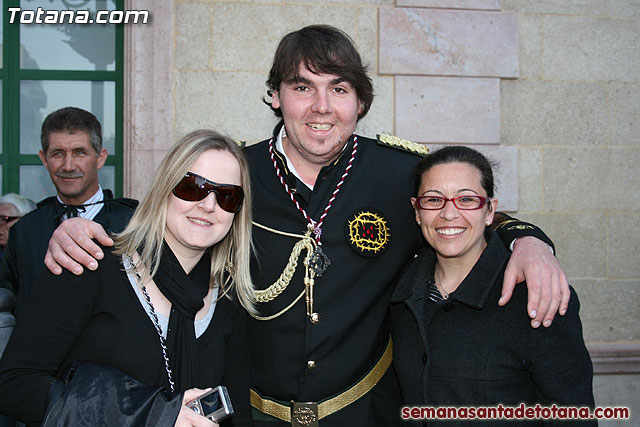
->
xmin=501 ymin=0 xmax=608 ymax=15
xmin=356 ymin=75 xmax=394 ymax=138
xmin=501 ymin=80 xmax=608 ymax=147
xmin=609 ymin=83 xmax=640 ymax=146
xmin=396 ymin=76 xmax=500 ymax=144
xmin=593 ymin=375 xmax=640 ymax=426
xmin=572 ymin=279 xmax=640 ymax=342
xmin=543 ymin=147 xmax=640 ymax=213
xmin=211 ymin=4 xmax=357 ymax=71
xmin=542 ymin=147 xmax=607 ymax=211
xmin=174 ymin=70 xmax=277 ymax=143
xmin=128 ymin=149 xmax=167 ymax=201
xmin=607 ymin=149 xmax=640 ymax=211
xmin=609 ymin=215 xmax=640 ymax=278
xmin=542 ymin=16 xmax=640 ymax=82
xmin=609 ymin=0 xmax=640 ymax=17
xmin=175 ymin=2 xmax=210 ymax=70
xmin=356 ymin=7 xmax=378 ymax=74
xmin=518 ymin=14 xmax=542 ymax=80
xmin=294 ymin=0 xmax=392 ymax=4
xmin=175 ymin=0 xmax=273 ymax=3
xmin=517 ymin=146 xmax=542 ymax=212
xmin=518 ymin=213 xmax=607 ymax=279
xmin=396 ymin=0 xmax=499 ymax=9
xmin=379 ymin=8 xmax=518 ymax=77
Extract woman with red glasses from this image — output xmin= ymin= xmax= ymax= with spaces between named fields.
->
xmin=390 ymin=146 xmax=595 ymax=425
xmin=0 ymin=130 xmax=254 ymax=427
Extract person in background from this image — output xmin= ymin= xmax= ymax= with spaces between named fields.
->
xmin=0 ymin=194 xmax=36 ymax=265
xmin=1 ymin=107 xmax=137 ymax=318
xmin=0 ymin=129 xmax=254 ymax=426
xmin=0 ymin=193 xmax=34 ymax=427
xmin=391 ymin=146 xmax=594 ymax=425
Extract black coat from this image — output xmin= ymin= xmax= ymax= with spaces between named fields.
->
xmin=0 ymin=248 xmax=252 ymax=426
xmin=390 ymin=230 xmax=595 ymax=426
xmin=1 ymin=190 xmax=137 ymax=318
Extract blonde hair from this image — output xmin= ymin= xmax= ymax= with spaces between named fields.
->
xmin=113 ymin=129 xmax=255 ymax=313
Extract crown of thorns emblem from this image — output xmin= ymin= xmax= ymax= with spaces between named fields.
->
xmin=347 ymin=211 xmax=390 ymax=254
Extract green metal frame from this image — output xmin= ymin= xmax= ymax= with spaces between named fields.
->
xmin=1 ymin=0 xmax=124 ymax=197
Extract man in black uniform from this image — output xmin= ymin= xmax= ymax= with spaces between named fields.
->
xmin=44 ymin=26 xmax=569 ymax=427
xmin=244 ymin=25 xmax=564 ymax=427
xmin=1 ymin=107 xmax=136 ymax=318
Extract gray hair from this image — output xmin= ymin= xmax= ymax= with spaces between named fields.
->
xmin=0 ymin=193 xmax=37 ymax=216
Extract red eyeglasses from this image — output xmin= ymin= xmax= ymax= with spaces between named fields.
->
xmin=172 ymin=172 xmax=244 ymax=213
xmin=414 ymin=195 xmax=488 ymax=210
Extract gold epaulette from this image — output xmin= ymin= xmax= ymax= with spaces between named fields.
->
xmin=235 ymin=140 xmax=246 ymax=149
xmin=376 ymin=134 xmax=429 ymax=156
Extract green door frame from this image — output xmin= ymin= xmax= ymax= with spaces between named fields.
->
xmin=1 ymin=0 xmax=124 ymax=196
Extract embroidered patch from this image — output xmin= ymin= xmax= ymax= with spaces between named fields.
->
xmin=345 ymin=208 xmax=391 ymax=257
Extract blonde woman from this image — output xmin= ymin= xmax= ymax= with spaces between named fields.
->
xmin=0 ymin=130 xmax=254 ymax=426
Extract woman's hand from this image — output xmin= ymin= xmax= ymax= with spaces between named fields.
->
xmin=175 ymin=388 xmax=219 ymax=427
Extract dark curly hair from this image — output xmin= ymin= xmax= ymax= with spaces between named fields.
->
xmin=264 ymin=25 xmax=374 ymax=121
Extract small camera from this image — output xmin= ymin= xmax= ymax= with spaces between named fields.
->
xmin=186 ymin=385 xmax=234 ymax=422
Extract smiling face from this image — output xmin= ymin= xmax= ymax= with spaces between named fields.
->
xmin=412 ymin=162 xmax=497 ymax=264
xmin=164 ymin=149 xmax=242 ymax=264
xmin=38 ymin=131 xmax=107 ymax=205
xmin=272 ymin=63 xmax=363 ymax=169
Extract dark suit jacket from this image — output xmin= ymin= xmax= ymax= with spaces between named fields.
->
xmin=1 ymin=189 xmax=137 ymax=318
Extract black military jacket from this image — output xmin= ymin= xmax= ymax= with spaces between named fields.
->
xmin=245 ymin=129 xmax=425 ymax=425
xmin=1 ymin=190 xmax=137 ymax=318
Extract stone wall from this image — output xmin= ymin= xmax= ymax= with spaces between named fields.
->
xmin=498 ymin=0 xmax=639 ymax=347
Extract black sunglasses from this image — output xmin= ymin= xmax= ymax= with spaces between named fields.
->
xmin=172 ymin=172 xmax=244 ymax=213
xmin=0 ymin=215 xmax=20 ymax=225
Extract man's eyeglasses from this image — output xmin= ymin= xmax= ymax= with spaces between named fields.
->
xmin=172 ymin=172 xmax=244 ymax=213
xmin=414 ymin=195 xmax=488 ymax=210
xmin=0 ymin=215 xmax=21 ymax=225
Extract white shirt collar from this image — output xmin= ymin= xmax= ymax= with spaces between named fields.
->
xmin=275 ymin=125 xmax=314 ymax=190
xmin=57 ymin=185 xmax=105 ymax=221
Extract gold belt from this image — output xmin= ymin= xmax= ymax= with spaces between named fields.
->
xmin=250 ymin=337 xmax=393 ymax=424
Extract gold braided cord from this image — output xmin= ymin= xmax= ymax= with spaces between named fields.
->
xmin=249 ymin=289 xmax=306 ymax=321
xmin=253 ymin=221 xmax=310 ymax=240
xmin=250 ymin=221 xmax=317 ymax=321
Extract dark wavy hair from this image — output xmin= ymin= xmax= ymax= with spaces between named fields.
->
xmin=264 ymin=25 xmax=374 ymax=121
xmin=41 ymin=107 xmax=102 ymax=155
xmin=413 ymin=146 xmax=496 ymax=199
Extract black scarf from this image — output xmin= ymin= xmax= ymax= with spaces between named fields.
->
xmin=152 ymin=242 xmax=211 ymax=391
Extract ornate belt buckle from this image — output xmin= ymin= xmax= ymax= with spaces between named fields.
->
xmin=291 ymin=401 xmax=319 ymax=427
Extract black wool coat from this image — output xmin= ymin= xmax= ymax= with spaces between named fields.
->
xmin=390 ymin=230 xmax=595 ymax=426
